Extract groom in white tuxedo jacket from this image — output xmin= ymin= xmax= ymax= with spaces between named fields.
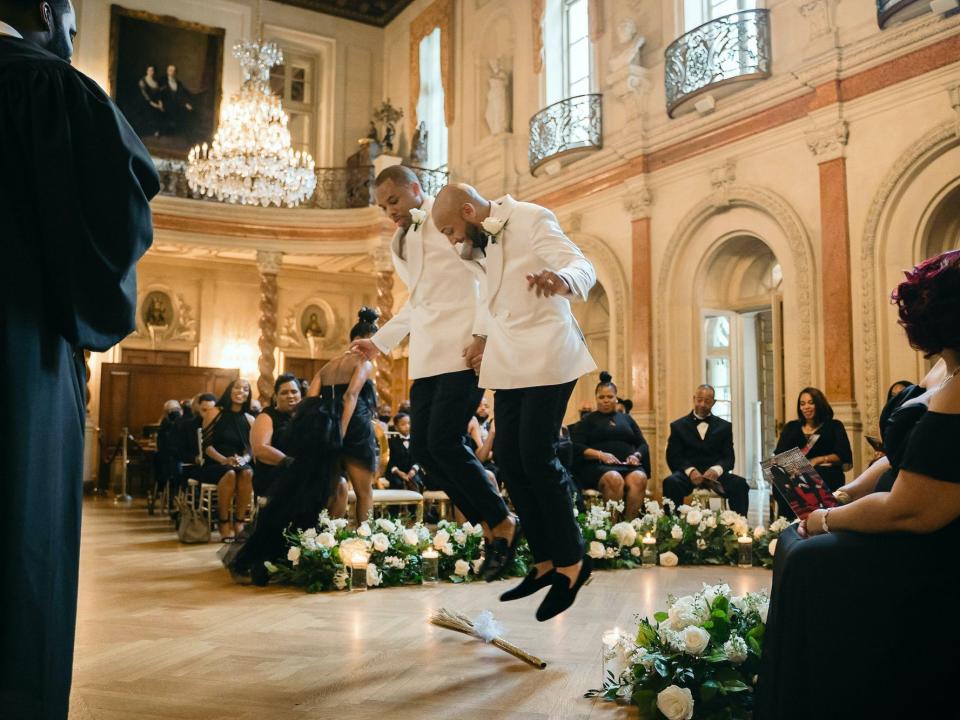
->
xmin=352 ymin=167 xmax=517 ymax=578
xmin=433 ymin=184 xmax=597 ymax=621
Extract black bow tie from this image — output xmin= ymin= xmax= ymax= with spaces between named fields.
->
xmin=471 ymin=233 xmax=492 ymax=254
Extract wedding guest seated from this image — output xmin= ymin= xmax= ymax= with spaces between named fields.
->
xmin=773 ymin=387 xmax=852 ymax=492
xmin=387 ymin=413 xmax=422 ymax=490
xmin=202 ymin=379 xmax=255 ymax=541
xmin=251 ymin=373 xmax=301 ymax=499
xmin=174 ymin=392 xmax=214 ymax=485
xmin=661 ymin=384 xmax=749 ymax=515
xmin=616 ymin=397 xmax=633 ymax=415
xmin=756 ymin=249 xmax=960 ymax=719
xmin=887 ymin=378 xmax=913 ymax=402
xmin=571 ymin=372 xmax=650 ymax=518
xmin=468 ymin=403 xmax=498 ymax=485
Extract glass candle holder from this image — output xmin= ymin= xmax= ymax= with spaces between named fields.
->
xmin=601 ymin=628 xmax=630 ymax=697
xmin=350 ymin=553 xmax=368 ymax=591
xmin=737 ymin=535 xmax=753 ymax=568
xmin=641 ymin=534 xmax=657 ymax=568
xmin=421 ymin=549 xmax=439 ymax=583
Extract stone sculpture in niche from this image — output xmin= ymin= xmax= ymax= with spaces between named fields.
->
xmin=142 ymin=291 xmax=171 ymax=326
xmin=607 ymin=18 xmax=645 ymax=74
xmin=484 ymin=57 xmax=511 ymax=135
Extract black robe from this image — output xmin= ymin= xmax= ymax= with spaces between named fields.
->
xmin=0 ymin=37 xmax=158 ymax=719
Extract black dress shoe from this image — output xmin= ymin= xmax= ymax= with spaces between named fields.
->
xmin=535 ymin=556 xmax=593 ymax=622
xmin=480 ymin=522 xmax=522 ymax=582
xmin=499 ymin=568 xmax=556 ymax=602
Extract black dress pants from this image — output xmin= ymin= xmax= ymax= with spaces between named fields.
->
xmin=409 ymin=370 xmax=509 ymax=527
xmin=494 ymin=380 xmax=583 ymax=567
xmin=662 ymin=469 xmax=749 ymax=516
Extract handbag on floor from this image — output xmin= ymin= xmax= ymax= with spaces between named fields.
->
xmin=176 ymin=496 xmax=211 ymax=544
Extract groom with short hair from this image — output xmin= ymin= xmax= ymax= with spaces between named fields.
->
xmin=351 ymin=166 xmax=517 ymax=578
xmin=432 ymin=183 xmax=596 ymax=621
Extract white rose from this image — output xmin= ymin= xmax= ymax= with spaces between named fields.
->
xmin=706 ymin=515 xmax=717 ymax=528
xmin=454 ymin=559 xmax=471 ymax=577
xmin=302 ymin=528 xmax=318 ymax=539
xmin=472 ymin=558 xmax=484 ymax=574
xmin=719 ymin=510 xmax=738 ymax=526
xmin=723 ymin=636 xmax=749 ymax=664
xmin=753 ymin=525 xmax=766 ymax=539
xmin=656 ymin=685 xmax=694 ymax=720
xmin=611 ymin=522 xmax=637 ymax=547
xmin=659 ymin=551 xmax=679 ymax=567
xmin=678 ymin=504 xmax=691 ymax=515
xmin=357 ymin=523 xmax=372 ymax=538
xmin=481 ymin=216 xmax=506 ymax=236
xmin=681 ymin=625 xmax=711 ymax=655
xmin=462 ymin=522 xmax=474 ymax=534
xmin=595 ymin=529 xmax=607 ymax=541
xmin=768 ymin=538 xmax=778 ymax=556
xmin=441 ymin=543 xmax=455 ymax=556
xmin=375 ymin=518 xmax=396 ymax=534
xmin=416 ymin=525 xmax=431 ymax=541
xmin=366 ymin=564 xmax=381 ymax=587
xmin=668 ymin=595 xmax=707 ymax=629
xmin=287 ymin=546 xmax=301 ymax=565
xmin=317 ymin=532 xmax=336 ymax=549
xmin=303 ymin=536 xmax=318 ymax=550
xmin=403 ymin=529 xmax=419 ymax=546
xmin=732 ymin=521 xmax=748 ymax=538
xmin=702 ymin=583 xmax=730 ymax=607
xmin=686 ymin=509 xmax=702 ymax=526
xmin=331 ymin=518 xmax=349 ymax=531
xmin=631 ymin=546 xmax=642 ymax=557
xmin=409 ymin=207 xmax=427 ymax=227
xmin=433 ymin=529 xmax=450 ymax=550
xmin=453 ymin=530 xmax=467 ymax=545
xmin=338 ymin=538 xmax=370 ymax=562
xmin=371 ymin=533 xmax=390 ymax=553
xmin=588 ymin=541 xmax=606 ymax=559
xmin=671 ymin=524 xmax=683 ymax=540
xmin=471 ymin=523 xmax=485 ymax=536
xmin=605 ymin=547 xmax=617 ymax=559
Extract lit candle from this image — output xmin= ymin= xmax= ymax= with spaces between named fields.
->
xmin=601 ymin=627 xmax=629 ymax=692
xmin=350 ymin=552 xmax=369 ymax=591
xmin=421 ymin=548 xmax=439 ymax=583
xmin=737 ymin=534 xmax=753 ymax=568
xmin=641 ymin=533 xmax=657 ymax=568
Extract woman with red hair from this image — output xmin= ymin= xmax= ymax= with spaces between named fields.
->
xmin=757 ymin=249 xmax=960 ymax=718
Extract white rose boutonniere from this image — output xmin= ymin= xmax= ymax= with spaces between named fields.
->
xmin=480 ymin=216 xmax=507 ymax=243
xmin=409 ymin=207 xmax=427 ymax=230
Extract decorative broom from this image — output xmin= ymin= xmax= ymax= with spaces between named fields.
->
xmin=429 ymin=608 xmax=546 ymax=669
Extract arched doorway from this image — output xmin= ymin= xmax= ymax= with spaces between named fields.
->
xmin=699 ymin=236 xmax=784 ymax=485
xmin=570 ymin=282 xmax=610 ymax=421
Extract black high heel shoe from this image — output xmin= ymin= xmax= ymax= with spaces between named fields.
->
xmin=499 ymin=568 xmax=556 ymax=602
xmin=535 ymin=556 xmax=593 ymax=622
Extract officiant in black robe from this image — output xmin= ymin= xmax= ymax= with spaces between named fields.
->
xmin=0 ymin=3 xmax=159 ymax=717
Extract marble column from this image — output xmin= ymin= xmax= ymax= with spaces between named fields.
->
xmin=372 ymin=233 xmax=395 ymax=411
xmin=256 ymin=251 xmax=283 ymax=404
xmin=806 ymin=119 xmax=862 ymax=469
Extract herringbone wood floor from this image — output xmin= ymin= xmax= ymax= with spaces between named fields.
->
xmin=70 ymin=500 xmax=771 ymax=720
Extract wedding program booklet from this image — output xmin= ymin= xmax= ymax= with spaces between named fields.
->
xmin=762 ymin=448 xmax=839 ymax=520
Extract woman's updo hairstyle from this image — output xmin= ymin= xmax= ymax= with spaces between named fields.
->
xmin=350 ymin=306 xmax=381 ymax=340
xmin=595 ymin=371 xmax=617 ymax=395
xmin=892 ymin=250 xmax=960 ymax=357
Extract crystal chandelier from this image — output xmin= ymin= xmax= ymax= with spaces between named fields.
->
xmin=186 ymin=40 xmax=316 ymax=207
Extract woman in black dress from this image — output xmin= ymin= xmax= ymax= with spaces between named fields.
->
xmin=773 ymin=387 xmax=852 ymax=492
xmin=251 ymin=373 xmax=300 ymax=498
xmin=202 ymin=379 xmax=255 ymax=541
xmin=571 ymin=372 xmax=650 ymax=519
xmin=307 ymin=307 xmax=380 ymax=523
xmin=756 ymin=249 xmax=960 ymax=718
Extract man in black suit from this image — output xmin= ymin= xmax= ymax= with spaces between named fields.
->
xmin=662 ymin=384 xmax=749 ymax=515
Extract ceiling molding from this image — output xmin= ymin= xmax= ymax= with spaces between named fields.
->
xmin=272 ymin=0 xmax=415 ymax=28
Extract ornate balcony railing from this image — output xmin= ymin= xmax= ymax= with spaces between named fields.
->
xmin=154 ymin=159 xmax=448 ymax=209
xmin=664 ymin=9 xmax=771 ymax=118
xmin=528 ymin=93 xmax=603 ymax=175
xmin=876 ymin=0 xmax=932 ymax=28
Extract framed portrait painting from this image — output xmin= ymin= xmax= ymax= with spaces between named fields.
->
xmin=109 ymin=5 xmax=224 ymax=158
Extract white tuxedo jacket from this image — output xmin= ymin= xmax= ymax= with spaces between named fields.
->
xmin=468 ymin=195 xmax=597 ymax=390
xmin=371 ymin=195 xmax=481 ymax=380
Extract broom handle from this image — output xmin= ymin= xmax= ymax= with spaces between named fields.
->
xmin=491 ymin=638 xmax=546 ymax=669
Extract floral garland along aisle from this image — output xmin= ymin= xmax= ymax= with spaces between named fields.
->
xmin=265 ymin=499 xmax=790 ymax=592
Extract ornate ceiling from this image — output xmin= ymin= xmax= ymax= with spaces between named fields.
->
xmin=273 ymin=0 xmax=415 ymax=27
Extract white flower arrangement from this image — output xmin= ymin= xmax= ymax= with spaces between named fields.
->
xmin=589 ymin=584 xmax=768 ymax=718
xmin=371 ymin=533 xmax=390 ymax=553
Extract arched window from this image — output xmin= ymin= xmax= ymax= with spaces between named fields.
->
xmin=416 ymin=27 xmax=448 ymax=169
